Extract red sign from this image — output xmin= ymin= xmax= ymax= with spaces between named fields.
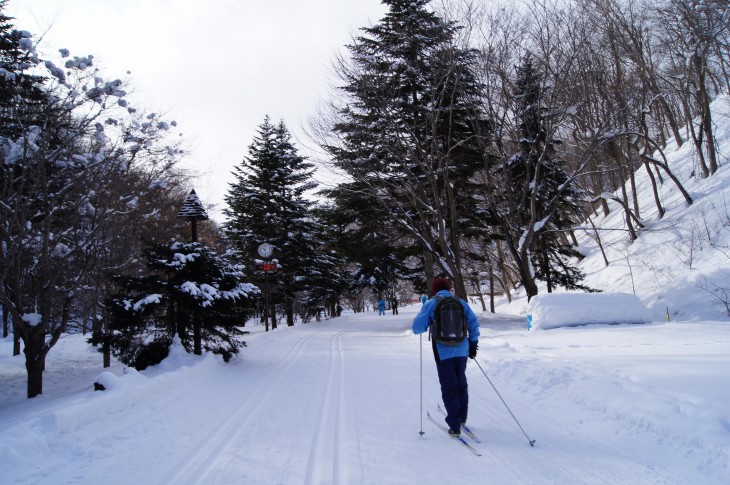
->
xmin=257 ymin=261 xmax=278 ymax=272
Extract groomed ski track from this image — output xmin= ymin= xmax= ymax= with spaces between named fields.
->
xmin=23 ymin=305 xmax=717 ymax=484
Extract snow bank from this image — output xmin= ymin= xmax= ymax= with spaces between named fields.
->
xmin=527 ymin=292 xmax=653 ymax=330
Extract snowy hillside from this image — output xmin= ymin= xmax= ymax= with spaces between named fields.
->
xmin=499 ymin=95 xmax=730 ymax=323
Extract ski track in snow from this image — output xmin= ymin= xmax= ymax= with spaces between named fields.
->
xmin=303 ymin=330 xmax=347 ymax=485
xmin=154 ymin=325 xmax=357 ymax=485
xmin=157 ymin=328 xmax=323 ymax=484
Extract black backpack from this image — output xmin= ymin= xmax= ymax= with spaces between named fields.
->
xmin=431 ymin=295 xmax=467 ymax=346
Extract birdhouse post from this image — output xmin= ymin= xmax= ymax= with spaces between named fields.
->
xmin=177 ymin=189 xmax=209 ymax=242
xmin=176 ymin=189 xmax=209 ymax=355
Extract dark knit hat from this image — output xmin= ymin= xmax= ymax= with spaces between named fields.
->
xmin=431 ymin=277 xmax=451 ymax=294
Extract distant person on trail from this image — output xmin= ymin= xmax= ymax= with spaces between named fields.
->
xmin=378 ymin=298 xmax=386 ymax=316
xmin=421 ymin=294 xmax=428 ymax=305
xmin=392 ymin=298 xmax=399 ymax=315
xmin=412 ymin=277 xmax=480 ymax=437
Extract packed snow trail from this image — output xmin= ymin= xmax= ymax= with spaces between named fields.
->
xmin=1 ymin=304 xmax=728 ymax=484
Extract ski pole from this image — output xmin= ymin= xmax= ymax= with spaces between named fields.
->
xmin=474 ymin=359 xmax=535 ymax=447
xmin=419 ymin=333 xmax=425 ymax=436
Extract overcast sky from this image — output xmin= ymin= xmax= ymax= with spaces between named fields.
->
xmin=8 ymin=0 xmax=387 ymax=221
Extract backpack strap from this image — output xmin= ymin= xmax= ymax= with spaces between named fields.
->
xmin=429 ymin=295 xmax=445 ymax=325
xmin=430 ymin=295 xmax=450 ymax=362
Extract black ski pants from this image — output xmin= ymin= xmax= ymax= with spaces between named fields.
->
xmin=436 ymin=356 xmax=468 ymax=431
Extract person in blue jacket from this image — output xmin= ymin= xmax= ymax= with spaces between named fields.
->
xmin=412 ymin=276 xmax=480 ymax=437
xmin=377 ymin=298 xmax=386 ymax=316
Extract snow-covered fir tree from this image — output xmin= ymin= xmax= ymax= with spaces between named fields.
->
xmin=224 ymin=117 xmax=331 ymax=326
xmin=98 ymin=242 xmax=258 ymax=369
xmin=323 ymin=0 xmax=488 ymax=298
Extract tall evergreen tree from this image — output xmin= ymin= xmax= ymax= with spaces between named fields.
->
xmin=323 ymin=0 xmax=488 ymax=297
xmin=224 ymin=117 xmax=323 ymax=327
xmin=493 ymin=55 xmax=588 ymax=298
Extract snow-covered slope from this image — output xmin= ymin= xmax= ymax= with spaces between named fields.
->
xmin=500 ymin=95 xmax=730 ymax=322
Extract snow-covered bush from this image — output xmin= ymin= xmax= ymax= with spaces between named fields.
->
xmin=96 ymin=242 xmax=259 ymax=369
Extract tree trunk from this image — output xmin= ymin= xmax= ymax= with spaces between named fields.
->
xmin=174 ymin=300 xmax=185 ymax=343
xmin=473 ymin=274 xmax=486 ymax=312
xmin=536 ymin=236 xmax=552 ymax=293
xmin=286 ymin=299 xmax=294 ymax=326
xmin=193 ymin=308 xmax=201 ymax=355
xmin=644 ymin=161 xmax=665 ymax=219
xmin=619 ymin=183 xmax=638 ymax=241
xmin=588 ymin=216 xmax=610 ymax=267
xmin=505 ymin=236 xmax=538 ymax=301
xmin=13 ymin=321 xmax=20 ymax=356
xmin=23 ymin=323 xmax=46 ymax=398
xmin=489 ymin=264 xmax=495 ymax=313
xmin=423 ymin=251 xmax=435 ymax=295
xmin=653 ymin=163 xmax=664 ymax=185
xmin=641 ymin=155 xmax=693 ymax=206
xmin=658 ymin=96 xmax=683 ymax=148
xmin=681 ymin=96 xmax=710 ymax=178
xmin=569 ymin=230 xmax=578 ymax=246
xmin=270 ymin=302 xmax=277 ymax=330
xmin=496 ymin=242 xmax=513 ymax=304
xmin=601 ymin=198 xmax=610 ymax=217
xmin=696 ymin=55 xmax=718 ymax=175
xmin=2 ymin=304 xmax=8 ymax=338
xmin=26 ymin=358 xmax=44 ymax=398
xmin=103 ymin=332 xmax=111 ymax=368
xmin=102 ymin=310 xmax=111 ymax=368
xmin=520 ymin=259 xmax=539 ymax=301
xmin=451 ymin=271 xmax=468 ymax=300
xmin=628 ymin=156 xmax=641 ymax=219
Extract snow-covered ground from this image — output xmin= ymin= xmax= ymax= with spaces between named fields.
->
xmin=1 ymin=305 xmax=729 ymax=484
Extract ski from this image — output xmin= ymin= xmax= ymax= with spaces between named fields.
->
xmin=426 ymin=411 xmax=482 ymax=456
xmin=460 ymin=424 xmax=481 ymax=443
xmin=437 ymin=403 xmax=482 ymax=443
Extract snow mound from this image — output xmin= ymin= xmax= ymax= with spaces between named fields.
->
xmin=527 ymin=292 xmax=653 ymax=330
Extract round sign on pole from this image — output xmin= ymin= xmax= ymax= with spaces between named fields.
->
xmin=257 ymin=243 xmax=273 ymax=258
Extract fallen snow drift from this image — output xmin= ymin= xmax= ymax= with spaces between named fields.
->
xmin=527 ymin=292 xmax=653 ymax=330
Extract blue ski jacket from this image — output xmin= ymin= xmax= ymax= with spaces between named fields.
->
xmin=412 ymin=290 xmax=480 ymax=360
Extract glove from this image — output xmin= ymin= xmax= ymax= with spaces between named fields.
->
xmin=468 ymin=340 xmax=478 ymax=359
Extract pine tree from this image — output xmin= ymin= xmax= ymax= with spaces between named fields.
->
xmin=494 ymin=55 xmax=588 ymax=297
xmin=319 ymin=181 xmax=419 ymax=303
xmin=224 ymin=117 xmax=323 ymax=327
xmin=97 ymin=242 xmax=257 ymax=369
xmin=323 ymin=0 xmax=488 ymax=297
xmin=0 ymin=5 xmax=46 ymax=140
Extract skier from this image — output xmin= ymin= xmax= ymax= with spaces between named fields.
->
xmin=378 ymin=298 xmax=386 ymax=316
xmin=391 ymin=298 xmax=399 ymax=315
xmin=412 ymin=277 xmax=479 ymax=437
xmin=420 ymin=294 xmax=428 ymax=305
